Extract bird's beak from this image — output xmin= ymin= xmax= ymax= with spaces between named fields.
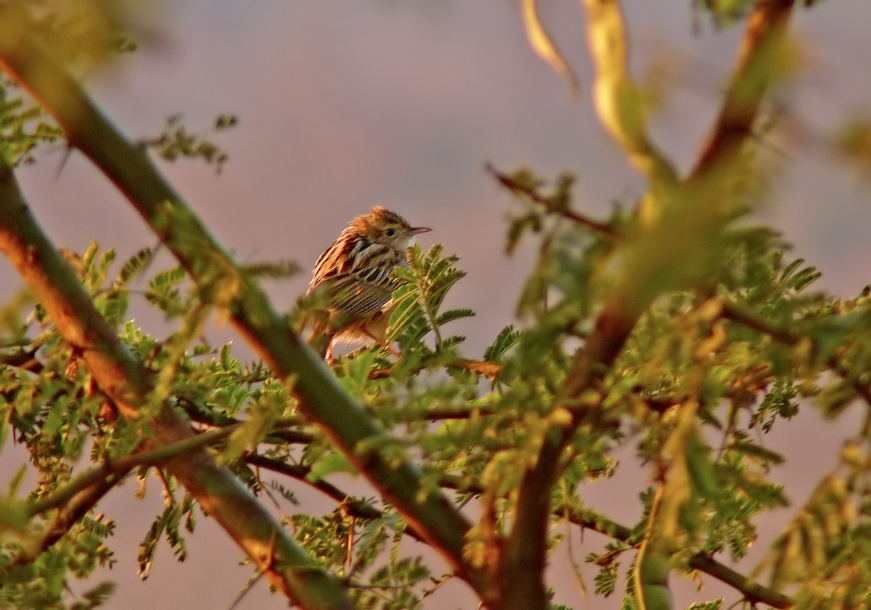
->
xmin=410 ymin=227 xmax=431 ymax=236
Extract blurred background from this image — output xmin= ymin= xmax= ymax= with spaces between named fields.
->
xmin=3 ymin=0 xmax=871 ymax=607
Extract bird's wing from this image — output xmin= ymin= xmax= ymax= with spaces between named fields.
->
xmin=329 ymin=271 xmax=396 ymax=320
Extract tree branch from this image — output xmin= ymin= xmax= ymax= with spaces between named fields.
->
xmin=485 ymin=163 xmax=617 ymax=237
xmin=245 ymin=453 xmax=427 ymax=545
xmin=501 ymin=304 xmax=636 ymax=609
xmin=690 ymin=0 xmax=796 ymax=180
xmin=445 ymin=476 xmax=795 ymax=608
xmin=688 ymin=554 xmax=793 ymax=609
xmin=9 ymin=425 xmax=240 ymax=569
xmin=9 ymin=475 xmax=117 ymax=568
xmin=28 ymin=426 xmax=237 ymax=518
xmin=0 ymin=164 xmax=352 ymax=609
xmin=581 ymin=0 xmax=678 ymax=189
xmin=252 ymin=452 xmax=796 ymax=610
xmin=248 ymin=437 xmax=797 ymax=609
xmin=369 ymin=358 xmax=502 ymax=381
xmin=0 ymin=10 xmax=491 ymax=603
xmin=501 ymin=2 xmax=798 ymax=606
xmin=0 ymin=347 xmax=42 ymax=372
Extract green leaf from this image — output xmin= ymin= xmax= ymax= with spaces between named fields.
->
xmin=435 ymin=308 xmax=474 ymax=327
xmin=113 ymin=247 xmax=153 ymax=288
xmin=484 ymin=325 xmax=521 ymax=361
xmin=307 ymin=453 xmax=355 ymax=481
xmin=685 ymin=600 xmax=723 ymax=610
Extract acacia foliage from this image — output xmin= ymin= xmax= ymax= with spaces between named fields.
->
xmin=0 ymin=1 xmax=870 ymax=610
xmin=2 ymin=187 xmax=870 ymax=608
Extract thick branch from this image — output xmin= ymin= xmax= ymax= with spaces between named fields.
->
xmin=501 ymin=302 xmax=637 ymax=610
xmin=0 ymin=11 xmax=489 ymax=602
xmin=0 ymin=166 xmax=351 ymax=609
xmin=501 ymin=2 xmax=798 ymax=606
xmin=690 ymin=0 xmax=795 ymax=179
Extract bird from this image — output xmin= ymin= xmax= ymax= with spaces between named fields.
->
xmin=306 ymin=206 xmax=431 ymax=360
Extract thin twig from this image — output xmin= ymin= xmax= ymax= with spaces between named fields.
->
xmin=722 ymin=300 xmax=871 ymax=407
xmin=29 ymin=426 xmax=235 ymax=517
xmin=486 ymin=163 xmax=617 ymax=237
xmin=369 ymin=358 xmax=501 ymax=381
xmin=248 ymin=444 xmax=796 ymax=608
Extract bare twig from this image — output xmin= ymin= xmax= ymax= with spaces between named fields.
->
xmin=486 ymin=163 xmax=617 ymax=237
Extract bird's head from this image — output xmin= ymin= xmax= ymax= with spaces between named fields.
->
xmin=353 ymin=206 xmax=431 ymax=249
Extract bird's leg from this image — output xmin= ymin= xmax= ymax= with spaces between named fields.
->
xmin=361 ymin=329 xmax=400 ymax=358
xmin=306 ymin=318 xmax=333 ymax=360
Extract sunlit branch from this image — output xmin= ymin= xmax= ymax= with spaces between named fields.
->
xmin=0 ymin=11 xmax=491 ymax=602
xmin=0 ymin=161 xmax=351 ymax=608
xmin=690 ymin=0 xmax=796 ymax=180
xmin=521 ymin=0 xmax=580 ymax=99
xmin=581 ymin=0 xmax=678 ymax=189
xmin=500 ymin=1 xmax=799 ymax=605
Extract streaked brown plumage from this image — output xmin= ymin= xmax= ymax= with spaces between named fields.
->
xmin=307 ymin=206 xmax=431 ymax=359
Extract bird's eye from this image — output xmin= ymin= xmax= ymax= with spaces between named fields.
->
xmin=385 ymin=228 xmax=396 ymax=237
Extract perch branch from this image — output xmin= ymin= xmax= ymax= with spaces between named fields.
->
xmin=0 ymin=11 xmax=491 ymax=603
xmin=0 ymin=162 xmax=351 ymax=609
